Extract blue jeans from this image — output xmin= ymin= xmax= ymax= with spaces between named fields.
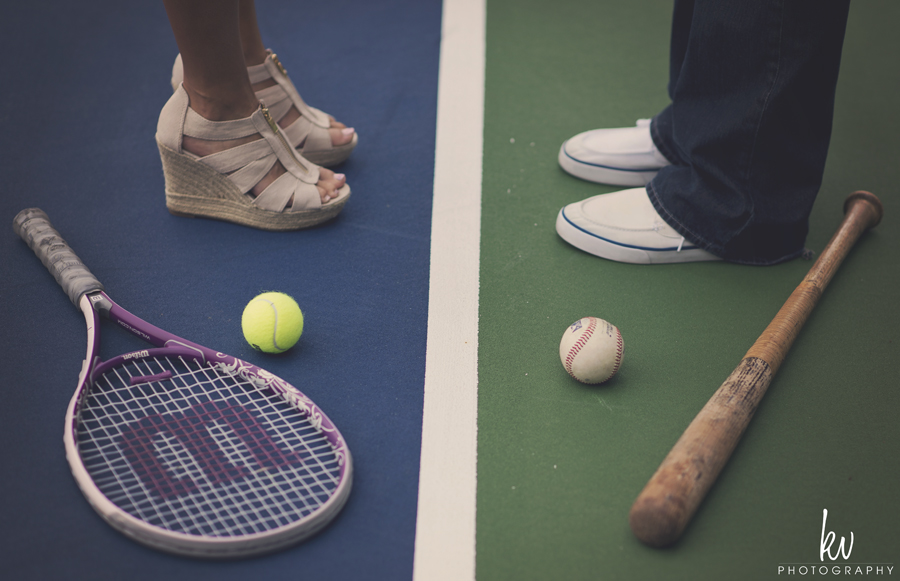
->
xmin=648 ymin=0 xmax=851 ymax=265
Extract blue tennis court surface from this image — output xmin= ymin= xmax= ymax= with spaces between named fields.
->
xmin=0 ymin=1 xmax=440 ymax=579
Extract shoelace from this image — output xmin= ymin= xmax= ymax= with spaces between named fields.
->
xmin=652 ymin=220 xmax=686 ymax=252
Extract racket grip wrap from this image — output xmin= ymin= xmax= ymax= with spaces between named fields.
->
xmin=13 ymin=208 xmax=104 ymax=305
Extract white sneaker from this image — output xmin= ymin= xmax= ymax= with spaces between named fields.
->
xmin=558 ymin=119 xmax=671 ymax=186
xmin=555 ymin=188 xmax=721 ymax=264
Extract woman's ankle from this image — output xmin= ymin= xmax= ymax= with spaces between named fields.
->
xmin=242 ymin=46 xmax=269 ymax=68
xmin=182 ymin=83 xmax=258 ymax=122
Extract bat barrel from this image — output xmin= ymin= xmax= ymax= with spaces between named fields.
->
xmin=629 ymin=191 xmax=883 ymax=548
xmin=629 ymin=356 xmax=774 ymax=547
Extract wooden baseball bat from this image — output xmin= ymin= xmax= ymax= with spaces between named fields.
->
xmin=629 ymin=191 xmax=884 ymax=548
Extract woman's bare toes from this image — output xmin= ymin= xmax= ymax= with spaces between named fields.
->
xmin=328 ymin=115 xmax=346 ymax=129
xmin=329 ymin=127 xmax=355 ymax=147
xmin=317 ymin=169 xmax=346 ymax=204
xmin=326 ymin=115 xmax=354 ymax=146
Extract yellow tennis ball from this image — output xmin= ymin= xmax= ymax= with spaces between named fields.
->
xmin=241 ymin=292 xmax=304 ymax=353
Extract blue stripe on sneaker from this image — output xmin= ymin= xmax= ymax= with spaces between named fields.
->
xmin=562 ymin=142 xmax=660 ymax=173
xmin=560 ymin=206 xmax=699 ymax=253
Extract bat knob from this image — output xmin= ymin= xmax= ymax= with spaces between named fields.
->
xmin=844 ymin=191 xmax=883 ymax=229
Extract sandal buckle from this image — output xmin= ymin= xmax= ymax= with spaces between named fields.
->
xmin=270 ymin=53 xmax=288 ymax=78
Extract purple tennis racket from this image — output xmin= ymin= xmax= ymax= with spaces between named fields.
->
xmin=13 ymin=208 xmax=352 ymax=558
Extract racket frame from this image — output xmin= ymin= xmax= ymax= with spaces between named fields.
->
xmin=15 ymin=207 xmax=353 ymax=557
xmin=63 ymin=290 xmax=353 ymax=557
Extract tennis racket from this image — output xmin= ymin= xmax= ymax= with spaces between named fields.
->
xmin=13 ymin=208 xmax=352 ymax=558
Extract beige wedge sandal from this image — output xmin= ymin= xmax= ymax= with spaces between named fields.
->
xmin=171 ymin=51 xmax=358 ymax=167
xmin=156 ymin=85 xmax=350 ymax=231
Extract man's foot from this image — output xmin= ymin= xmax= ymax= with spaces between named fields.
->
xmin=555 ymin=188 xmax=720 ymax=264
xmin=558 ymin=119 xmax=671 ymax=186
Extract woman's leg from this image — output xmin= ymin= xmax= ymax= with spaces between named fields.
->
xmin=164 ymin=0 xmax=257 ymax=122
xmin=161 ymin=0 xmax=346 ymax=203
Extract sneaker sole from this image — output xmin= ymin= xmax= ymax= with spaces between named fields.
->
xmin=558 ymin=141 xmax=659 ymax=187
xmin=555 ymin=206 xmax=720 ymax=265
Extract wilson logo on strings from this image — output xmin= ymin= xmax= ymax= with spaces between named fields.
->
xmin=117 ymin=400 xmax=306 ymax=498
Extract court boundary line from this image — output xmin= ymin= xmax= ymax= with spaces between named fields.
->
xmin=412 ymin=0 xmax=485 ymax=580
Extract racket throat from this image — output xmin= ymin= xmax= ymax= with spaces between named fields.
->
xmin=87 ymin=291 xmax=113 ymax=317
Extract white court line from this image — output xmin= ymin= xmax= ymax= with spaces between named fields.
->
xmin=412 ymin=0 xmax=485 ymax=580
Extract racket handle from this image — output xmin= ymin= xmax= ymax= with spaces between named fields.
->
xmin=13 ymin=208 xmax=104 ymax=306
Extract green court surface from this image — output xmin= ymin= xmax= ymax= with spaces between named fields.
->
xmin=476 ymin=1 xmax=899 ymax=579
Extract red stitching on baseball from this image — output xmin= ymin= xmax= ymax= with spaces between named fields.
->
xmin=610 ymin=327 xmax=624 ymax=379
xmin=564 ymin=317 xmax=596 ymax=378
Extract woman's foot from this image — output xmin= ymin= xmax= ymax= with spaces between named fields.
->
xmin=171 ymin=51 xmax=359 ymax=167
xmin=180 ymin=95 xmax=346 ymax=205
xmin=249 ymin=71 xmax=355 ymax=149
xmin=157 ymin=85 xmax=350 ymax=231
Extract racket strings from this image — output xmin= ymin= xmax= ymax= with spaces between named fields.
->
xmin=76 ymin=354 xmax=342 ymax=538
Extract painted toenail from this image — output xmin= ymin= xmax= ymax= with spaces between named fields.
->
xmin=334 ymin=173 xmax=345 ymax=181
xmin=341 ymin=128 xmax=355 ymax=136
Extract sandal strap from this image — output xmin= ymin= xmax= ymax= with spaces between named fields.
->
xmin=256 ymin=86 xmax=333 ymax=151
xmin=169 ymin=51 xmax=339 ymax=154
xmin=247 ymin=59 xmax=272 ymax=85
xmin=250 ymin=108 xmax=317 ymax=182
xmin=184 ymin=107 xmax=260 ymax=141
xmin=255 ymin=85 xmax=294 ymax=119
xmin=262 ymin=51 xmax=330 ymax=128
xmin=252 ymin=171 xmax=322 ymax=212
xmin=282 ymin=112 xmax=333 ymax=152
xmin=162 ymin=86 xmax=322 ymax=208
xmin=253 ymin=60 xmax=334 ymax=153
xmin=226 ymin=156 xmax=278 ymax=194
xmin=255 ymin=83 xmax=333 ymax=152
xmin=200 ymin=139 xmax=273 ymax=174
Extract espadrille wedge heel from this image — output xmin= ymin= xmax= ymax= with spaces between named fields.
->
xmin=156 ymin=85 xmax=350 ymax=231
xmin=171 ymin=51 xmax=357 ymax=167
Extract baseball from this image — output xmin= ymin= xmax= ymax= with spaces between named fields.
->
xmin=559 ymin=317 xmax=624 ymax=384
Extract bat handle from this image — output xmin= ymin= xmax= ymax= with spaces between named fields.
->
xmin=13 ymin=208 xmax=105 ymax=306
